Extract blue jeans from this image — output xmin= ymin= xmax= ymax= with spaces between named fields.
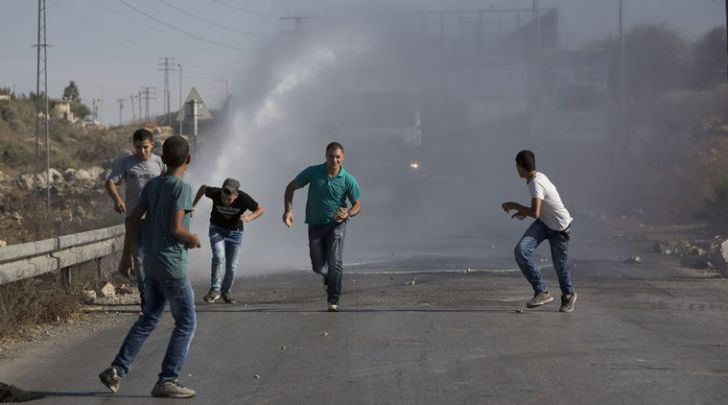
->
xmin=209 ymin=224 xmax=243 ymax=292
xmin=127 ymin=218 xmax=145 ymax=294
xmin=514 ymin=220 xmax=574 ymax=295
xmin=308 ymin=221 xmax=347 ymax=304
xmin=111 ymin=276 xmax=196 ymax=382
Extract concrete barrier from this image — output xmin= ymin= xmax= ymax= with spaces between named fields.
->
xmin=0 ymin=225 xmax=125 ymax=285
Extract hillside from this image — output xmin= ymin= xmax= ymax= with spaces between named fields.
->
xmin=0 ymin=96 xmax=148 ymax=244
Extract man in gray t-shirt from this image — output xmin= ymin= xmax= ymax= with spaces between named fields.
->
xmin=105 ymin=129 xmax=165 ymax=299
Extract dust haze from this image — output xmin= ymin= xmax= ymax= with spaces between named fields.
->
xmin=182 ymin=0 xmax=725 ymax=277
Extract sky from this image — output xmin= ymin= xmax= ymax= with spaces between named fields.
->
xmin=1 ymin=0 xmax=724 ymax=124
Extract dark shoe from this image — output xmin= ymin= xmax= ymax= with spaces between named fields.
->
xmin=99 ymin=366 xmax=122 ymax=393
xmin=203 ymin=289 xmax=220 ymax=304
xmin=526 ymin=291 xmax=554 ymax=308
xmin=559 ymin=292 xmax=577 ymax=313
xmin=151 ymin=379 xmax=196 ymax=398
xmin=222 ymin=291 xmax=236 ymax=304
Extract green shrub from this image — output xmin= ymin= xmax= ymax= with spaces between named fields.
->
xmin=0 ymin=140 xmax=33 ymax=167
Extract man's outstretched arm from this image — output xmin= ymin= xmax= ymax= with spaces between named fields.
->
xmin=501 ymin=198 xmax=542 ymax=220
xmin=283 ymin=181 xmax=302 ymax=227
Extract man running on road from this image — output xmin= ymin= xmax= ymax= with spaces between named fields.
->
xmin=283 ymin=142 xmax=361 ymax=312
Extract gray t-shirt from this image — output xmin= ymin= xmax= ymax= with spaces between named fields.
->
xmin=107 ymin=154 xmax=165 ymax=218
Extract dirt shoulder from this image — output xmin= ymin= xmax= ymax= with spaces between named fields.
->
xmin=598 ymin=212 xmax=727 ymax=278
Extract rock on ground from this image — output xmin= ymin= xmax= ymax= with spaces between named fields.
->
xmin=99 ymin=282 xmax=116 ymax=298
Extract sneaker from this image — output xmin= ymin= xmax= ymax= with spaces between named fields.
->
xmin=203 ymin=289 xmax=220 ymax=304
xmin=151 ymin=379 xmax=196 ymax=398
xmin=327 ymin=303 xmax=340 ymax=312
xmin=99 ymin=366 xmax=122 ymax=393
xmin=559 ymin=292 xmax=578 ymax=313
xmin=221 ymin=291 xmax=236 ymax=304
xmin=526 ymin=291 xmax=554 ymax=308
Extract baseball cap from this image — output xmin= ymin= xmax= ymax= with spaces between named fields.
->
xmin=222 ymin=178 xmax=240 ymax=194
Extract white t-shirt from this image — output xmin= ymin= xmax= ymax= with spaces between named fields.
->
xmin=528 ymin=172 xmax=573 ymax=231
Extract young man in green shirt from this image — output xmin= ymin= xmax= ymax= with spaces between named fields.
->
xmin=283 ymin=142 xmax=361 ymax=312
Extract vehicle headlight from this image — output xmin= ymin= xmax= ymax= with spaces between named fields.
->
xmin=409 ymin=161 xmax=420 ymax=171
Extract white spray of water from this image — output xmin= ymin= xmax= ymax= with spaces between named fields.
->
xmin=186 ymin=38 xmax=369 ymax=279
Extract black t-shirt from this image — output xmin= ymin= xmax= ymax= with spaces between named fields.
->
xmin=205 ymin=187 xmax=259 ymax=231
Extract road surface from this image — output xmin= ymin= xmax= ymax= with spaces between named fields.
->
xmin=0 ymin=222 xmax=726 ymax=404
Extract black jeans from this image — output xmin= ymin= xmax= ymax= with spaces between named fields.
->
xmin=308 ymin=221 xmax=347 ymax=304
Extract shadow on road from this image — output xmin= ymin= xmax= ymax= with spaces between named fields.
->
xmin=36 ymin=391 xmax=148 ymax=399
xmin=194 ymin=307 xmax=534 ymax=314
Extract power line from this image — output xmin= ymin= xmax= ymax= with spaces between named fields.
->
xmin=117 ymin=0 xmax=252 ymax=51
xmin=155 ymin=0 xmax=269 ymax=36
xmin=91 ymin=0 xmax=233 ymax=59
xmin=48 ymin=0 xmax=164 ymax=54
xmin=210 ymin=0 xmax=274 ymax=18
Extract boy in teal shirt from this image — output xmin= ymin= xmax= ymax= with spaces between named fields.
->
xmin=99 ymin=135 xmax=202 ymax=398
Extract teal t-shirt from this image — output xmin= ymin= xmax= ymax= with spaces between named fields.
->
xmin=293 ymin=163 xmax=361 ymax=225
xmin=137 ymin=175 xmax=193 ymax=280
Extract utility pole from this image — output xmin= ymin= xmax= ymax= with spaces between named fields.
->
xmin=191 ymin=99 xmax=199 ymax=142
xmin=159 ymin=56 xmax=175 ymax=126
xmin=140 ymin=86 xmax=156 ymax=122
xmin=116 ymin=98 xmax=124 ymax=126
xmin=137 ymin=90 xmax=142 ymax=122
xmin=217 ymin=78 xmax=229 ymax=116
xmin=178 ymin=63 xmax=183 ymax=134
xmin=618 ymin=0 xmax=625 ymax=143
xmin=91 ymin=97 xmax=99 ymax=126
xmin=34 ymin=0 xmax=51 ymax=218
xmin=533 ymin=0 xmax=541 ymax=50
xmin=218 ymin=79 xmax=229 ymax=99
xmin=129 ymin=94 xmax=136 ymax=122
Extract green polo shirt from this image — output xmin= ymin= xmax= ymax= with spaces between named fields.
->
xmin=294 ymin=163 xmax=361 ymax=225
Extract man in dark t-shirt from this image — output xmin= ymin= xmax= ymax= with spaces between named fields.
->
xmin=192 ymin=178 xmax=265 ymax=304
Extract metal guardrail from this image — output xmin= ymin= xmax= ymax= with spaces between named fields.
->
xmin=0 ymin=225 xmax=125 ymax=285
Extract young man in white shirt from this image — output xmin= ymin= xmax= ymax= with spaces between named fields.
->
xmin=501 ymin=150 xmax=577 ymax=312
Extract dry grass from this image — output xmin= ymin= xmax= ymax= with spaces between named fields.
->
xmin=0 ymin=252 xmax=124 ymax=342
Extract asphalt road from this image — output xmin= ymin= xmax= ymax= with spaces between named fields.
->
xmin=0 ymin=224 xmax=727 ymax=404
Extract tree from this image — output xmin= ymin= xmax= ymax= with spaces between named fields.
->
xmin=61 ymin=80 xmax=91 ymax=119
xmin=588 ymin=24 xmax=689 ymax=102
xmin=62 ymin=80 xmax=80 ymax=102
xmin=691 ymin=26 xmax=726 ymax=89
xmin=624 ymin=24 xmax=688 ymax=100
xmin=73 ymin=103 xmax=91 ymax=120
